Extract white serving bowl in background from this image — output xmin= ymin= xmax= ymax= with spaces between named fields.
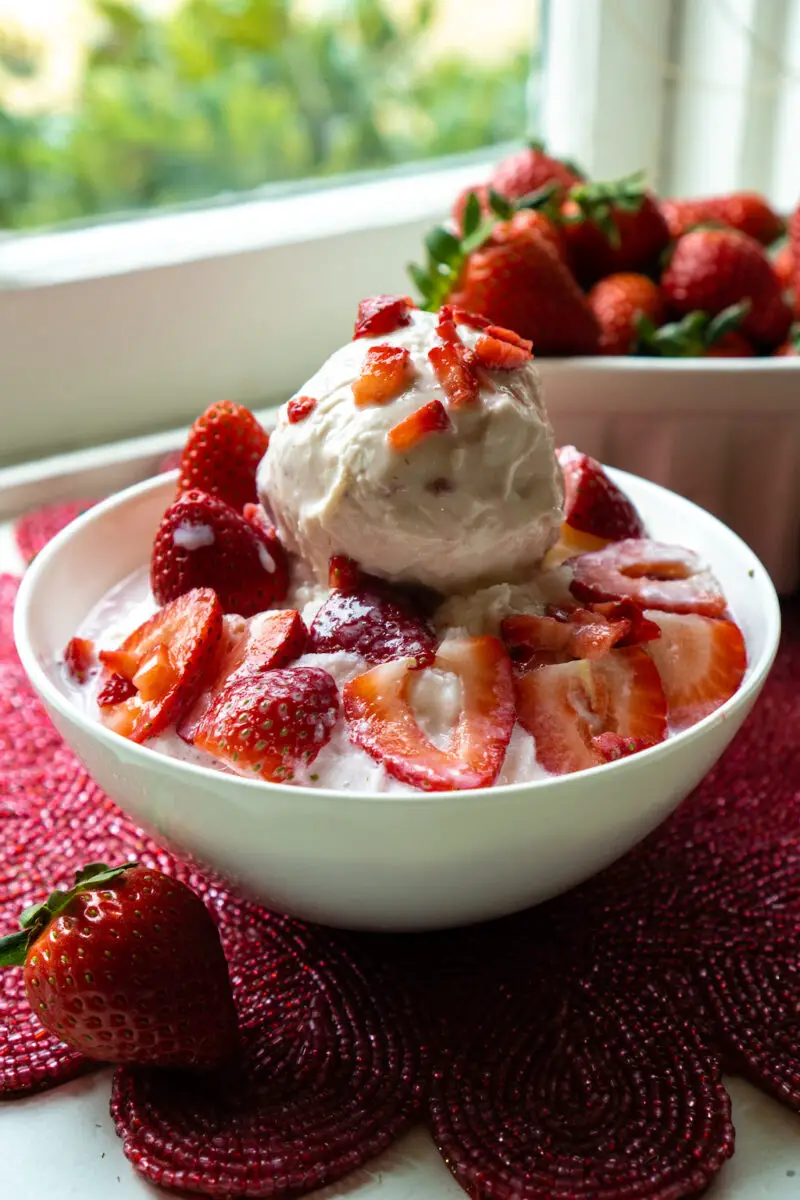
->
xmin=14 ymin=470 xmax=780 ymax=932
xmin=537 ymin=356 xmax=800 ymax=595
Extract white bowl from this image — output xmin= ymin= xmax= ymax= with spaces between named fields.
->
xmin=14 ymin=470 xmax=780 ymax=932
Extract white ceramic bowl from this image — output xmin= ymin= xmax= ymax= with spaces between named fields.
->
xmin=14 ymin=470 xmax=780 ymax=932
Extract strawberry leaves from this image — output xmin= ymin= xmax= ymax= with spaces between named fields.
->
xmin=635 ymin=300 xmax=751 ymax=357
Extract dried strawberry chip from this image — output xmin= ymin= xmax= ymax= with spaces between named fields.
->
xmin=387 ymin=399 xmax=451 ymax=453
xmin=112 ymin=911 xmax=426 ymax=1198
xmin=569 ymin=539 xmax=727 ymax=617
xmin=309 ymin=586 xmax=437 ymax=667
xmin=353 ymin=294 xmax=414 ymax=339
xmin=15 ymin=500 xmax=97 ymax=565
xmin=287 ymin=395 xmax=317 ymax=423
xmin=428 ymin=341 xmax=480 ymax=409
xmin=429 ymin=968 xmax=734 ymax=1200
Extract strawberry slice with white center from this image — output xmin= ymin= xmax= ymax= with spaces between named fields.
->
xmin=568 ymin=538 xmax=727 ymax=617
xmin=515 ymin=646 xmax=667 ymax=775
xmin=642 ymin=610 xmax=747 ymax=729
xmin=343 ymin=636 xmax=514 ymax=791
xmin=193 ymin=666 xmax=339 ymax=781
xmin=352 ymin=345 xmax=413 ymax=406
xmin=179 ymin=608 xmax=307 ymax=741
xmin=428 ymin=341 xmax=480 ymax=409
xmin=387 ymin=399 xmax=451 ymax=453
xmin=98 ymin=588 xmax=223 ymax=743
xmin=557 ymin=445 xmax=645 ymax=541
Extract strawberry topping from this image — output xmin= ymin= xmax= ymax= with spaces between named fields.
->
xmin=557 ymin=445 xmax=645 ymax=541
xmin=150 ymin=490 xmax=289 ymax=617
xmin=474 ymin=333 xmax=532 ymax=370
xmin=96 ymin=673 xmax=137 ymax=707
xmin=428 ymin=342 xmax=480 ymax=409
xmin=352 ymin=346 xmax=413 ymax=407
xmin=63 ymin=637 xmax=95 ymax=684
xmin=643 ymin=610 xmax=747 ymax=729
xmin=310 ymin=586 xmax=437 ymax=667
xmin=343 ymin=636 xmax=515 ymax=791
xmin=97 ymin=589 xmax=223 ymax=743
xmin=515 ymin=646 xmax=667 ymax=775
xmin=587 ymin=600 xmax=662 ymax=646
xmin=353 ymin=295 xmax=414 ymax=339
xmin=502 ymin=609 xmax=633 ymax=670
xmin=193 ymin=666 xmax=339 ymax=781
xmin=177 ymin=401 xmax=269 ymax=513
xmin=287 ymin=395 xmax=317 ymax=423
xmin=450 ymin=306 xmax=490 ymax=330
xmin=436 ymin=306 xmax=461 ymax=343
xmin=387 ymin=400 xmax=451 ymax=453
xmin=328 ymin=555 xmax=361 ymax=593
xmin=568 ymin=539 xmax=727 ymax=617
xmin=592 ymin=732 xmax=657 ymax=762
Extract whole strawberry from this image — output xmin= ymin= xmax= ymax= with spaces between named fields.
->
xmin=587 ymin=273 xmax=665 ymax=355
xmin=661 ymin=191 xmax=784 ymax=245
xmin=790 ymin=204 xmax=800 ymax=309
xmin=0 ymin=862 xmax=238 ymax=1069
xmin=661 ymin=228 xmax=792 ymax=349
xmin=151 ymin=489 xmax=288 ymax=616
xmin=453 ymin=141 xmax=583 ymax=229
xmin=177 ymin=401 xmax=269 ymax=513
xmin=560 ymin=173 xmax=670 ymax=285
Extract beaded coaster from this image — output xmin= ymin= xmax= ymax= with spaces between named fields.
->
xmin=1 ymin=501 xmax=799 ymax=1198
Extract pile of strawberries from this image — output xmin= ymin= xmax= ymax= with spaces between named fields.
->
xmin=410 ymin=141 xmax=800 ymax=358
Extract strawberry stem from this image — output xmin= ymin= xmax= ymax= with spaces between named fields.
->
xmin=634 ymin=301 xmax=749 ymax=357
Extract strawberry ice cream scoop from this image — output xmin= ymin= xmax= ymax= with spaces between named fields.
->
xmin=258 ymin=308 xmax=564 ymax=593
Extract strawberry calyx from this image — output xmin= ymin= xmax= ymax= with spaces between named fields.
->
xmin=635 ymin=300 xmax=750 ymax=357
xmin=562 ymin=171 xmax=647 ymax=247
xmin=0 ymin=862 xmax=137 ymax=967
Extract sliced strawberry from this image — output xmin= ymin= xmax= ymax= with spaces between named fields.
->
xmin=353 ymin=295 xmax=414 ymax=339
xmin=557 ymin=445 xmax=645 ymax=541
xmin=97 ymin=673 xmax=136 ymax=707
xmin=587 ymin=601 xmax=662 ymax=646
xmin=642 ymin=610 xmax=747 ymax=729
xmin=287 ymin=395 xmax=317 ymax=423
xmin=193 ymin=666 xmax=339 ymax=781
xmin=179 ymin=609 xmax=307 ymax=741
xmin=150 ymin=490 xmax=288 ymax=617
xmin=450 ymin=306 xmax=490 ymax=330
xmin=177 ymin=401 xmax=269 ymax=513
xmin=428 ymin=342 xmax=480 ymax=409
xmin=63 ymin=637 xmax=95 ymax=684
xmin=352 ymin=345 xmax=413 ymax=407
xmin=569 ymin=539 xmax=727 ymax=618
xmin=436 ymin=305 xmax=461 ymax=343
xmin=501 ymin=609 xmax=631 ymax=670
xmin=97 ymin=589 xmax=222 ymax=743
xmin=474 ymin=333 xmax=531 ymax=370
xmin=328 ymin=555 xmax=361 ymax=593
xmin=343 ymin=636 xmax=514 ymax=791
xmin=515 ymin=646 xmax=667 ymax=775
xmin=309 ymin=586 xmax=437 ymax=667
xmin=387 ymin=400 xmax=451 ymax=454
xmin=592 ymin=732 xmax=657 ymax=762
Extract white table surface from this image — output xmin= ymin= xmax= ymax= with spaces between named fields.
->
xmin=1 ymin=514 xmax=798 ymax=1198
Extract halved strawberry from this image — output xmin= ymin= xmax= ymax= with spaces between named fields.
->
xmin=63 ymin=637 xmax=95 ymax=684
xmin=387 ymin=400 xmax=451 ymax=453
xmin=501 ymin=608 xmax=631 ymax=670
xmin=309 ymin=586 xmax=437 ymax=667
xmin=343 ymin=636 xmax=514 ymax=791
xmin=97 ymin=589 xmax=222 ymax=742
xmin=177 ymin=401 xmax=269 ymax=513
xmin=353 ymin=295 xmax=414 ymax=339
xmin=568 ymin=539 xmax=727 ymax=617
xmin=352 ymin=345 xmax=413 ymax=407
xmin=287 ymin=395 xmax=317 ymax=423
xmin=179 ymin=608 xmax=308 ymax=741
xmin=150 ymin=490 xmax=288 ymax=617
xmin=193 ymin=666 xmax=339 ymax=781
xmin=515 ymin=646 xmax=667 ymax=775
xmin=428 ymin=341 xmax=480 ymax=409
xmin=642 ymin=610 xmax=747 ymax=729
xmin=557 ymin=446 xmax=645 ymax=541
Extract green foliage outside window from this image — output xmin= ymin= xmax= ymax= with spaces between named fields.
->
xmin=0 ymin=0 xmax=536 ymax=230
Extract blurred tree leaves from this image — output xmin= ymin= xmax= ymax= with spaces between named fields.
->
xmin=0 ymin=0 xmax=535 ymax=230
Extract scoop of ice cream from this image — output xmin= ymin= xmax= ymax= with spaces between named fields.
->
xmin=258 ymin=308 xmax=564 ymax=593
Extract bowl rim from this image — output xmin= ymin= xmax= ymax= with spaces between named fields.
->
xmin=13 ymin=468 xmax=782 ymax=805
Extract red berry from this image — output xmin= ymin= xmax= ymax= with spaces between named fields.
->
xmin=353 ymin=295 xmax=414 ymax=339
xmin=96 ymin=673 xmax=137 ymax=707
xmin=501 ymin=608 xmax=636 ymax=671
xmin=587 ymin=273 xmax=666 ymax=355
xmin=661 ymin=191 xmax=784 ymax=246
xmin=428 ymin=341 xmax=480 ymax=408
xmin=328 ymin=555 xmax=361 ymax=593
xmin=643 ymin=610 xmax=746 ymax=729
xmin=193 ymin=666 xmax=339 ymax=781
xmin=474 ymin=330 xmax=532 ymax=369
xmin=452 ymin=144 xmax=582 ymax=229
xmin=310 ymin=586 xmax=437 ymax=667
xmin=352 ymin=345 xmax=413 ymax=407
xmin=561 ymin=188 xmax=670 ymax=286
xmin=177 ymin=401 xmax=269 ymax=513
xmin=569 ymin=539 xmax=727 ymax=617
xmin=0 ymin=862 xmax=237 ymax=1069
xmin=150 ymin=490 xmax=288 ymax=617
xmin=63 ymin=637 xmax=95 ymax=684
xmin=387 ymin=399 xmax=451 ymax=453
xmin=287 ymin=395 xmax=317 ymax=423
xmin=557 ymin=445 xmax=646 ymax=541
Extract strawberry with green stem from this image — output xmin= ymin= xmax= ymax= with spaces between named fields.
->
xmin=635 ymin=301 xmax=753 ymax=358
xmin=560 ymin=171 xmax=670 ymax=285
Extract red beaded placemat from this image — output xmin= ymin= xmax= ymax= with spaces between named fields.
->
xmin=1 ymin=503 xmax=799 ymax=1199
